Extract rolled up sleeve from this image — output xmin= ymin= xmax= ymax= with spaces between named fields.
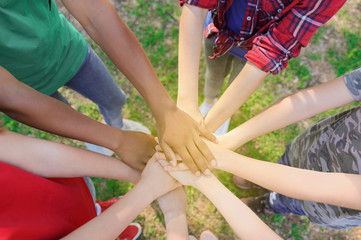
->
xmin=245 ymin=0 xmax=346 ymax=74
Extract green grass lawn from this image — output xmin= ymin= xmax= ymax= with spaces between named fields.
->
xmin=1 ymin=0 xmax=361 ymax=239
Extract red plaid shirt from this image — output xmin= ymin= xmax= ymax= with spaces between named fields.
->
xmin=179 ymin=0 xmax=346 ymax=74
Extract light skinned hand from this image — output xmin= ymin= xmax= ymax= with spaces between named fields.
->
xmin=156 ymin=108 xmax=217 ymax=176
xmin=114 ymin=131 xmax=156 ymax=171
xmin=155 ymin=144 xmax=217 ymax=175
xmin=139 ymin=156 xmax=181 ymax=199
xmin=157 ymin=158 xmax=216 ymax=187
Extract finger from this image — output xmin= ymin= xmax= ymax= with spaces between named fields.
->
xmin=158 ymin=160 xmax=189 ymax=171
xmin=155 ymin=145 xmax=163 ymax=152
xmin=177 ymin=148 xmax=200 ymax=176
xmin=167 ymin=162 xmax=189 ymax=172
xmin=161 ymin=143 xmax=177 ymax=167
xmin=186 ymin=142 xmax=210 ymax=175
xmin=195 ymin=137 xmax=217 ymax=168
xmin=198 ymin=124 xmax=218 ymax=143
xmin=155 ymin=152 xmax=167 ymax=161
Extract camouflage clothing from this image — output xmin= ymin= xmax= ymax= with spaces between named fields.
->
xmin=270 ymin=68 xmax=361 ymax=229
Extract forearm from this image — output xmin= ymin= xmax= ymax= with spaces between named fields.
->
xmin=221 ymin=76 xmax=355 ymax=150
xmin=204 ymin=62 xmax=268 ymax=131
xmin=157 ymin=187 xmax=188 ymax=240
xmin=194 ymin=176 xmax=280 ymax=240
xmin=0 ymin=129 xmax=140 ymax=183
xmin=210 ymin=142 xmax=361 ymax=210
xmin=0 ymin=68 xmax=126 ymax=151
xmin=62 ymin=0 xmax=176 ymax=119
xmin=62 ymin=182 xmax=152 ymax=240
xmin=164 ymin=213 xmax=188 ymax=240
xmin=177 ymin=4 xmax=208 ymax=113
xmin=63 ymin=158 xmax=179 ymax=240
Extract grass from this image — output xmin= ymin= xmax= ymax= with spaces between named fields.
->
xmin=2 ymin=0 xmax=361 ymax=239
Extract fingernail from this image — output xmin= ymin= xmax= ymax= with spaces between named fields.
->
xmin=154 ymin=152 xmax=159 ymax=158
xmin=195 ymin=171 xmax=201 ymax=176
xmin=211 ymin=160 xmax=217 ymax=167
xmin=204 ymin=169 xmax=210 ymax=175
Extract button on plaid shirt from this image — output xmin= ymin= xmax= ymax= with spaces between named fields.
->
xmin=179 ymin=0 xmax=346 ymax=74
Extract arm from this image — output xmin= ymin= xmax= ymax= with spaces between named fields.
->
xmin=177 ymin=4 xmax=208 ymax=121
xmin=157 ymin=187 xmax=188 ymax=240
xmin=158 ymin=161 xmax=281 ymax=240
xmin=156 ymin=138 xmax=361 ymax=211
xmin=204 ymin=62 xmax=268 ymax=131
xmin=220 ymin=75 xmax=355 ymax=150
xmin=62 ymin=157 xmax=180 ymax=240
xmin=195 ymin=175 xmax=280 ymax=240
xmin=208 ymin=141 xmax=361 ymax=211
xmin=0 ymin=128 xmax=140 ymax=183
xmin=61 ymin=0 xmax=216 ymax=174
xmin=205 ymin=0 xmax=346 ymax=131
xmin=0 ymin=66 xmax=155 ymax=170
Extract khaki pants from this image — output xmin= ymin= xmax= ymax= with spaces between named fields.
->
xmin=203 ymin=37 xmax=246 ymax=99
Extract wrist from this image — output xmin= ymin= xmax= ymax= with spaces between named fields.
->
xmin=164 ymin=210 xmax=187 ymax=224
xmin=191 ymin=174 xmax=218 ymax=191
xmin=149 ymin=92 xmax=177 ymax=120
xmin=107 ymin=128 xmax=126 ymax=152
xmin=134 ymin=180 xmax=158 ymax=203
xmin=176 ymin=96 xmax=198 ymax=112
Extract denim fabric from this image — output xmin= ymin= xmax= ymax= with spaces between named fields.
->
xmin=51 ymin=43 xmax=126 ymax=129
xmin=50 ymin=43 xmax=128 ymax=204
xmin=266 ymin=144 xmax=306 ymax=216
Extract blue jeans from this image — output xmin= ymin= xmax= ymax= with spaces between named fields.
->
xmin=51 ymin=43 xmax=127 ymax=129
xmin=50 ymin=43 xmax=127 ymax=203
xmin=266 ymin=144 xmax=306 ymax=216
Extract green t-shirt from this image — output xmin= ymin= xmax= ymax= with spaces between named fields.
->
xmin=0 ymin=0 xmax=87 ymax=95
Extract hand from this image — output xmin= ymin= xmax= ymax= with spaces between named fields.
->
xmin=212 ymin=133 xmax=235 ymax=150
xmin=114 ymin=131 xmax=156 ymax=171
xmin=139 ymin=156 xmax=181 ymax=199
xmin=157 ymin=158 xmax=216 ymax=188
xmin=156 ymin=107 xmax=217 ymax=175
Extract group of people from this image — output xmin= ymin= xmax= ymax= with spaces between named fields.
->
xmin=1 ymin=0 xmax=360 ymax=239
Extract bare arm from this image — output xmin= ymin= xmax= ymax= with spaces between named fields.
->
xmin=62 ymin=157 xmax=180 ymax=240
xmin=208 ymin=141 xmax=361 ymax=211
xmin=220 ymin=75 xmax=355 ymax=150
xmin=158 ymin=161 xmax=281 ymax=240
xmin=157 ymin=138 xmax=361 ymax=211
xmin=158 ymin=187 xmax=189 ymax=240
xmin=177 ymin=4 xmax=208 ymax=121
xmin=204 ymin=62 xmax=268 ymax=132
xmin=0 ymin=128 xmax=140 ymax=183
xmin=61 ymin=0 xmax=216 ymax=174
xmin=195 ymin=175 xmax=281 ymax=240
xmin=0 ymin=66 xmax=156 ymax=170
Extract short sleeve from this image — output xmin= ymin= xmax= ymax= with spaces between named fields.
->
xmin=344 ymin=68 xmax=361 ymax=101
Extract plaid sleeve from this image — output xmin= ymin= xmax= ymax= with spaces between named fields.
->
xmin=246 ymin=0 xmax=346 ymax=74
xmin=179 ymin=0 xmax=218 ymax=10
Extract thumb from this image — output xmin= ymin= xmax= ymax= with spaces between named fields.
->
xmin=198 ymin=124 xmax=218 ymax=143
